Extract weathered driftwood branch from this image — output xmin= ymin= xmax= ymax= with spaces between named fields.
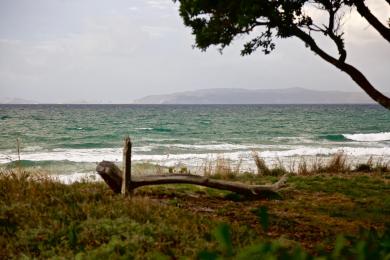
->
xmin=96 ymin=161 xmax=288 ymax=197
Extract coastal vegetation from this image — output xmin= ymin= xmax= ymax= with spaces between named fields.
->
xmin=1 ymin=154 xmax=389 ymax=259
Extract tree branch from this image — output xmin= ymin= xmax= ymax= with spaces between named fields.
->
xmin=353 ymin=0 xmax=390 ymax=43
xmin=293 ymin=27 xmax=390 ymax=109
xmin=324 ymin=3 xmax=347 ymax=62
xmin=307 ymin=24 xmax=326 ymax=32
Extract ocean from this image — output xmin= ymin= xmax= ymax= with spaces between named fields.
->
xmin=1 ymin=104 xmax=389 ymax=181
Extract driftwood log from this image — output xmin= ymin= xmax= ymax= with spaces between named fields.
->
xmin=96 ymin=161 xmax=288 ymax=197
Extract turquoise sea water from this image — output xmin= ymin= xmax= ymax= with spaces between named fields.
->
xmin=1 ymin=104 xmax=389 ymax=178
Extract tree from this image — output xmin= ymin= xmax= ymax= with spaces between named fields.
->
xmin=173 ymin=0 xmax=390 ymax=109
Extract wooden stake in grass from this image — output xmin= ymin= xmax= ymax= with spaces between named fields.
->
xmin=16 ymin=138 xmax=21 ymax=169
xmin=121 ymin=137 xmax=132 ymax=196
xmin=16 ymin=138 xmax=21 ymax=162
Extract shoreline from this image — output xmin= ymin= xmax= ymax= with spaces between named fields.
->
xmin=2 ymin=151 xmax=388 ymax=184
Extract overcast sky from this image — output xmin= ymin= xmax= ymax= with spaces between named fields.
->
xmin=0 ymin=0 xmax=389 ymax=103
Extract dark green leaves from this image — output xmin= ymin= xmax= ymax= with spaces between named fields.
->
xmin=257 ymin=206 xmax=269 ymax=232
xmin=175 ymin=0 xmax=309 ymax=54
xmin=214 ymin=223 xmax=234 ymax=256
xmin=241 ymin=31 xmax=275 ymax=56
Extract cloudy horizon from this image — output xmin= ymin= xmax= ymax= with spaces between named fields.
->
xmin=0 ymin=0 xmax=389 ymax=103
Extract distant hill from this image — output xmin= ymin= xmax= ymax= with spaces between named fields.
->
xmin=1 ymin=88 xmax=385 ymax=105
xmin=132 ymin=87 xmax=381 ymax=104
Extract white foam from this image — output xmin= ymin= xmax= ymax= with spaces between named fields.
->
xmin=260 ymin=147 xmax=390 ymax=157
xmin=169 ymin=143 xmax=258 ymax=150
xmin=135 ymin=127 xmax=153 ymax=130
xmin=23 ymin=146 xmax=44 ymax=152
xmin=0 ymin=148 xmax=122 ymax=164
xmin=53 ymin=172 xmax=99 ymax=184
xmin=1 ymin=146 xmax=389 ymax=166
xmin=151 ymin=143 xmax=294 ymax=151
xmin=133 ymin=146 xmax=153 ymax=152
xmin=271 ymin=136 xmax=314 ymax=144
xmin=343 ymin=132 xmax=390 ymax=142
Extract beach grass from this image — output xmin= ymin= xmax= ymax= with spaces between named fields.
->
xmin=0 ymin=156 xmax=390 ymax=259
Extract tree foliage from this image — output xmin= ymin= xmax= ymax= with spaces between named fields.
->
xmin=174 ymin=0 xmax=390 ymax=109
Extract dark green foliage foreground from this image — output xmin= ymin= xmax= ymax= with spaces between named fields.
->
xmin=0 ymin=170 xmax=389 ymax=259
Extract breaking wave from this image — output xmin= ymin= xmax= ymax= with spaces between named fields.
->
xmin=343 ymin=132 xmax=390 ymax=142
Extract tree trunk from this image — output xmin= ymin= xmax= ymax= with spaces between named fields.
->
xmin=336 ymin=62 xmax=390 ymax=109
xmin=96 ymin=161 xmax=287 ymax=197
xmin=293 ymin=28 xmax=390 ymax=110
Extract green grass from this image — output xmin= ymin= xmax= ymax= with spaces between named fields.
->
xmin=0 ymin=170 xmax=258 ymax=259
xmin=0 ymin=168 xmax=389 ymax=259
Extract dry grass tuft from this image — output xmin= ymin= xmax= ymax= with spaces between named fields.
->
xmin=354 ymin=157 xmax=390 ymax=174
xmin=296 ymin=153 xmax=350 ymax=175
xmin=297 ymin=158 xmax=310 ymax=175
xmin=201 ymin=152 xmax=385 ymax=178
xmin=296 ymin=153 xmax=390 ymax=176
xmin=252 ymin=152 xmax=287 ymax=176
xmin=323 ymin=152 xmax=350 ymax=173
xmin=202 ymin=156 xmax=241 ymax=180
xmin=252 ymin=151 xmax=270 ymax=175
